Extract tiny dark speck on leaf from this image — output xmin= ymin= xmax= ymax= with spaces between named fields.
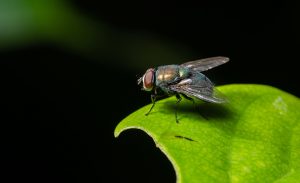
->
xmin=174 ymin=135 xmax=196 ymax=142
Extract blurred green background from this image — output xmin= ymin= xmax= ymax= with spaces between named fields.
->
xmin=1 ymin=1 xmax=300 ymax=183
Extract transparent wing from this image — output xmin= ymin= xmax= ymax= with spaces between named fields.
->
xmin=169 ymin=77 xmax=227 ymax=103
xmin=180 ymin=56 xmax=229 ymax=72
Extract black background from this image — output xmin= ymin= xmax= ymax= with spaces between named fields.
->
xmin=1 ymin=1 xmax=300 ymax=183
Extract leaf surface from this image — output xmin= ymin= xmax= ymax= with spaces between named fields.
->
xmin=115 ymin=84 xmax=300 ymax=183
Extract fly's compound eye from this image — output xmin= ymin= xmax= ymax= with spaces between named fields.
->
xmin=143 ymin=68 xmax=155 ymax=91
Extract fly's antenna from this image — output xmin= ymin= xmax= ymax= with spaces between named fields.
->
xmin=136 ymin=74 xmax=143 ymax=85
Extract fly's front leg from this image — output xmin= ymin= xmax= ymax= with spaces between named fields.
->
xmin=175 ymin=94 xmax=182 ymax=123
xmin=145 ymin=94 xmax=157 ymax=116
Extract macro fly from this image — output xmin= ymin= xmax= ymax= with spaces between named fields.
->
xmin=137 ymin=56 xmax=229 ymax=122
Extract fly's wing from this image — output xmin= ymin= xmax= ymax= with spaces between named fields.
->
xmin=169 ymin=77 xmax=227 ymax=103
xmin=180 ymin=56 xmax=229 ymax=72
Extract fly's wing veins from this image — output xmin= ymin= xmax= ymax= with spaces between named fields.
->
xmin=169 ymin=78 xmax=227 ymax=103
xmin=181 ymin=56 xmax=229 ymax=72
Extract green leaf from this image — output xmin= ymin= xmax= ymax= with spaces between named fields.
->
xmin=114 ymin=84 xmax=300 ymax=183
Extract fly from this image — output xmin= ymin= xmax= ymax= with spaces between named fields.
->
xmin=137 ymin=56 xmax=229 ymax=122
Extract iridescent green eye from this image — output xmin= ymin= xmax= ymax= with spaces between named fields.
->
xmin=143 ymin=68 xmax=154 ymax=91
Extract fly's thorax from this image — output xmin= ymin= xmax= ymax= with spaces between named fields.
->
xmin=154 ymin=65 xmax=188 ymax=94
xmin=178 ymin=66 xmax=189 ymax=78
xmin=155 ymin=65 xmax=188 ymax=84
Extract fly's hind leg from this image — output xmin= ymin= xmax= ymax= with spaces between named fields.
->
xmin=182 ymin=93 xmax=199 ymax=113
xmin=181 ymin=94 xmax=195 ymax=105
xmin=175 ymin=94 xmax=182 ymax=123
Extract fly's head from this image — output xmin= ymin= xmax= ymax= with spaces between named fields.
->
xmin=137 ymin=68 xmax=155 ymax=91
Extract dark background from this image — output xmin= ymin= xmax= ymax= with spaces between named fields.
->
xmin=1 ymin=1 xmax=299 ymax=183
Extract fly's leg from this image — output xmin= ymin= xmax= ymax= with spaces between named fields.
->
xmin=145 ymin=94 xmax=156 ymax=116
xmin=182 ymin=93 xmax=200 ymax=113
xmin=175 ymin=94 xmax=182 ymax=123
xmin=181 ymin=94 xmax=195 ymax=105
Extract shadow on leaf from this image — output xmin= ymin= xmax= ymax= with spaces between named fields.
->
xmin=162 ymin=99 xmax=234 ymax=122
